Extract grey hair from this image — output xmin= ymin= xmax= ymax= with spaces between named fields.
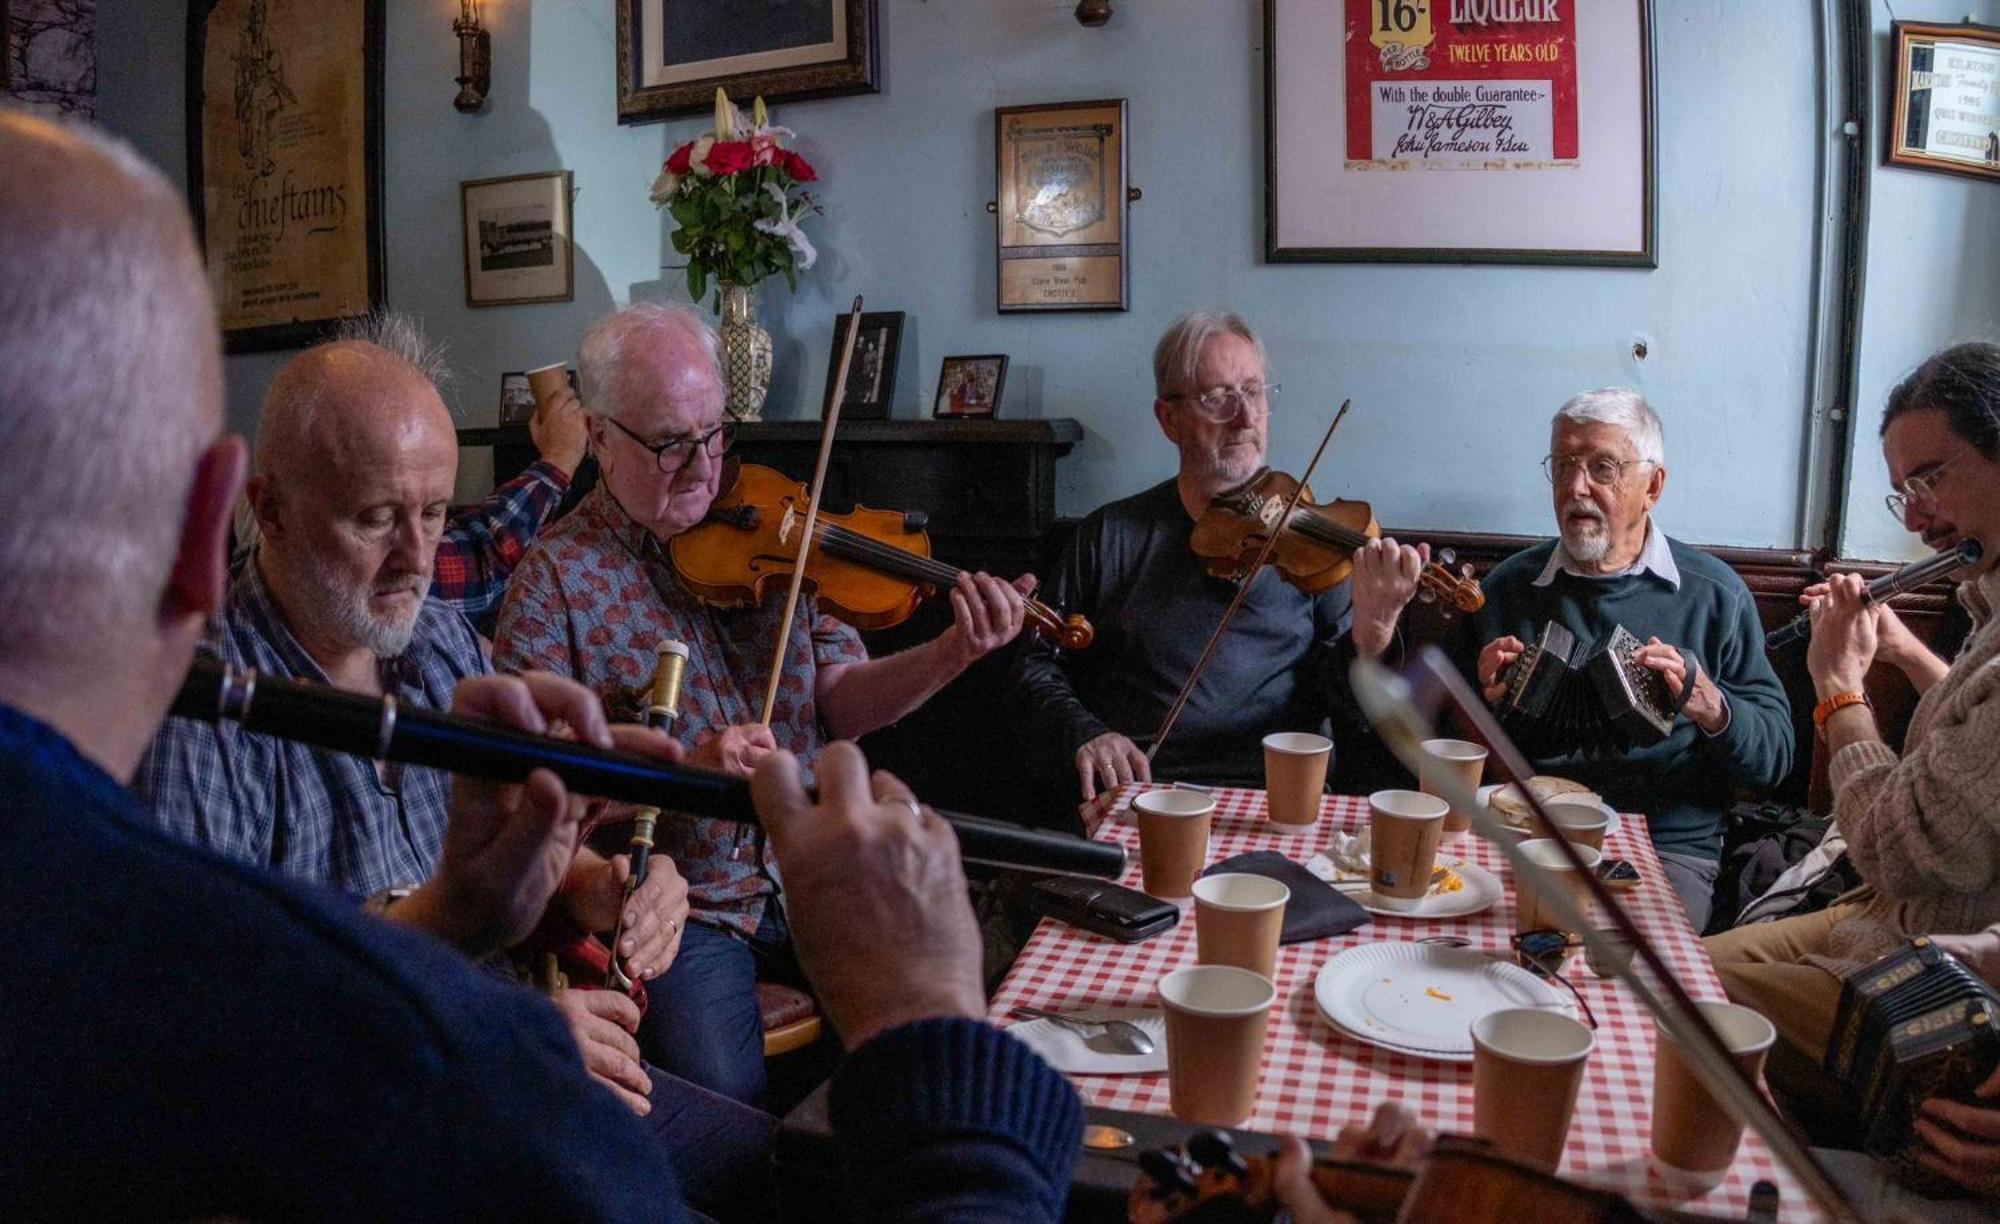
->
xmin=330 ymin=311 xmax=453 ymax=391
xmin=255 ymin=311 xmax=449 ymax=478
xmin=1152 ymin=310 xmax=1267 ymax=400
xmin=0 ymin=112 xmax=218 ymax=661
xmin=577 ymin=303 xmax=722 ymax=425
xmin=1552 ymin=386 xmax=1665 ymax=467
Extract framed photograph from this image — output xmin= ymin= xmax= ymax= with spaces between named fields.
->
xmin=822 ymin=310 xmax=903 ymax=421
xmin=933 ymin=355 xmax=1008 ymax=419
xmin=461 ymin=171 xmax=575 ymax=309
xmin=186 ymin=0 xmax=385 ymax=352
xmin=995 ymin=99 xmax=1129 ymax=312
xmin=1265 ymin=0 xmax=1655 ymax=267
xmin=616 ymin=0 xmax=879 ymax=125
xmin=1888 ymin=21 xmax=2000 ymax=184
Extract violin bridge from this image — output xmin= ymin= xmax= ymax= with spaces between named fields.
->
xmin=1250 ymin=493 xmax=1283 ymax=529
xmin=778 ymin=504 xmax=798 ymax=546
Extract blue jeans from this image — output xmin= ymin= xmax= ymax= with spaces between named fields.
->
xmin=639 ymin=907 xmax=791 ymax=1108
xmin=642 ymin=1063 xmax=776 ymax=1223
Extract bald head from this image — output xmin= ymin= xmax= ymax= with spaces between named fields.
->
xmin=0 ymin=111 xmax=221 ymax=665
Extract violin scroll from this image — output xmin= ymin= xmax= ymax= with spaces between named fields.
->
xmin=1415 ymin=548 xmax=1485 ymax=615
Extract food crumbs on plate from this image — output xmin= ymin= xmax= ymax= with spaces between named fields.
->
xmin=1425 ymin=987 xmax=1453 ymax=1001
xmin=1428 ymin=865 xmax=1465 ymax=895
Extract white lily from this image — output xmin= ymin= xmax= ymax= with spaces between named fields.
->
xmin=686 ymin=135 xmax=715 ymax=174
xmin=714 ymin=87 xmax=736 ymax=140
xmin=648 ymin=167 xmax=678 ymax=205
xmin=752 ymin=181 xmax=817 ymax=271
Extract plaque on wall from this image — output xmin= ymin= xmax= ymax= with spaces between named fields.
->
xmin=994 ymin=98 xmax=1129 ymax=313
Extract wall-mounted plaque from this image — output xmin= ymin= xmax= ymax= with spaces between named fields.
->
xmin=994 ymin=98 xmax=1129 ymax=313
xmin=1888 ymin=20 xmax=2000 ymax=184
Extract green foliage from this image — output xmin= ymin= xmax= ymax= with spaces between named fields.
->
xmin=662 ymin=164 xmax=814 ymax=310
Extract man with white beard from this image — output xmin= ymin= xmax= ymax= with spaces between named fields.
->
xmin=1467 ymin=388 xmax=1792 ymax=930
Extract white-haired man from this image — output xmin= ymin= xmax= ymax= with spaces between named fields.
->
xmin=1013 ymin=310 xmax=1429 ymax=803
xmin=1469 ymin=388 xmax=1793 ymax=930
xmin=494 ymin=302 xmax=1034 ymax=1107
xmin=1 ymin=111 xmax=1083 ymax=1221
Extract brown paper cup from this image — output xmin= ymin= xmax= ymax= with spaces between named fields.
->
xmin=525 ymin=362 xmax=571 ymax=411
xmin=1650 ymin=1002 xmax=1776 ymax=1188
xmin=1192 ymin=873 xmax=1290 ymax=980
xmin=1158 ymin=965 xmax=1276 ymax=1126
xmin=1541 ymin=797 xmax=1611 ymax=852
xmin=1514 ymin=839 xmax=1602 ymax=949
xmin=1262 ymin=732 xmax=1331 ymax=828
xmin=1133 ymin=789 xmax=1214 ymax=900
xmin=1368 ymin=789 xmax=1448 ymax=911
xmin=1419 ymin=738 xmax=1488 ymax=839
xmin=1472 ymin=1008 xmax=1596 ymax=1170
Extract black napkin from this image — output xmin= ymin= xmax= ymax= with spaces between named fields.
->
xmin=1200 ymin=850 xmax=1370 ymax=943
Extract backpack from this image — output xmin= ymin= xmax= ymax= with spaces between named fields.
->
xmin=1708 ymin=802 xmax=1863 ymax=933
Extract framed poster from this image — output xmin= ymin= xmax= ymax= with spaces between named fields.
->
xmin=461 ymin=171 xmax=575 ymax=308
xmin=994 ymin=98 xmax=1130 ymax=312
xmin=617 ymin=0 xmax=879 ymax=125
xmin=822 ymin=310 xmax=902 ymax=420
xmin=934 ymin=355 xmax=1007 ymax=419
xmin=1888 ymin=21 xmax=2000 ymax=184
xmin=185 ymin=0 xmax=385 ymax=353
xmin=1266 ymin=0 xmax=1655 ymax=267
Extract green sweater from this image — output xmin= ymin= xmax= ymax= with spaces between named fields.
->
xmin=1467 ymin=536 xmax=1793 ymax=858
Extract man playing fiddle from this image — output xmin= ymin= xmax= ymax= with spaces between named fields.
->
xmin=493 ymin=302 xmax=1034 ymax=1108
xmin=1013 ymin=310 xmax=1430 ymax=803
xmin=1468 ymin=388 xmax=1792 ymax=931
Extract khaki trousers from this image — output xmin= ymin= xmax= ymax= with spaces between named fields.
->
xmin=1703 ymin=902 xmax=1869 ymax=1062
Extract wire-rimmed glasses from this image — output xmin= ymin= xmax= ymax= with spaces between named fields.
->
xmin=1510 ymin=929 xmax=1600 ymax=1029
xmin=1168 ymin=382 xmax=1281 ymax=423
xmin=1540 ymin=454 xmax=1651 ymax=487
xmin=1884 ymin=452 xmax=1964 ymax=521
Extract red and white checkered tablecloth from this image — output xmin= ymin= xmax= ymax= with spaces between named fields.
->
xmin=990 ymin=784 xmax=1816 ymax=1220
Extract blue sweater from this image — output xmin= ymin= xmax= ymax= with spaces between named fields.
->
xmin=0 ymin=703 xmax=1081 ymax=1221
xmin=1467 ymin=538 xmax=1792 ymax=857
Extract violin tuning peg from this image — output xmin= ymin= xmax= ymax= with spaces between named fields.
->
xmin=1137 ymin=1148 xmax=1196 ymax=1196
xmin=1438 ymin=547 xmax=1457 ymax=567
xmin=1184 ymin=1130 xmax=1246 ymax=1176
xmin=1416 ymin=588 xmax=1437 ymax=604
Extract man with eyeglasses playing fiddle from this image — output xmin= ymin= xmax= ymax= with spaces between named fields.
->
xmin=493 ymin=302 xmax=1034 ymax=1111
xmin=1012 ymin=310 xmax=1429 ymax=807
xmin=1466 ymin=388 xmax=1793 ymax=932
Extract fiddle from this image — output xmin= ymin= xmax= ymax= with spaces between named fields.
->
xmin=670 ymin=461 xmax=1093 ymax=650
xmin=1191 ymin=468 xmax=1484 ymax=614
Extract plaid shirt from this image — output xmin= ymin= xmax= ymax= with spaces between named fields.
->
xmin=433 ymin=460 xmax=570 ymax=624
xmin=132 ymin=562 xmax=490 ymax=897
xmin=493 ymin=483 xmax=866 ymax=936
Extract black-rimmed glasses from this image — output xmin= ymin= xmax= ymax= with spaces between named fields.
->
xmin=603 ymin=417 xmax=737 ymax=473
xmin=1511 ymin=929 xmax=1599 ymax=1029
xmin=1884 ymin=452 xmax=1964 ymax=521
xmin=1167 ymin=382 xmax=1281 ymax=422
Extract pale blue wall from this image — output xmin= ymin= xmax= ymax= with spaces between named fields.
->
xmin=87 ymin=1 xmax=1984 ymax=553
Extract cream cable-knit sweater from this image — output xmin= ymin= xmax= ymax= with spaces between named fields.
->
xmin=1825 ymin=567 xmax=2000 ymax=961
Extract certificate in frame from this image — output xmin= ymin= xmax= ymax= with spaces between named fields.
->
xmin=1888 ymin=21 xmax=2000 ymax=184
xmin=995 ymin=98 xmax=1130 ymax=312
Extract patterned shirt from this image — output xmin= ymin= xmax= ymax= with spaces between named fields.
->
xmin=494 ymin=483 xmax=867 ymax=935
xmin=132 ymin=561 xmax=490 ymax=897
xmin=433 ymin=459 xmax=571 ymax=626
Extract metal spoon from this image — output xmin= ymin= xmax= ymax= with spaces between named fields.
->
xmin=1010 ymin=1005 xmax=1157 ymax=1055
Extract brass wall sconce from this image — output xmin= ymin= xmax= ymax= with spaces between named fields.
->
xmin=454 ymin=0 xmax=491 ymax=113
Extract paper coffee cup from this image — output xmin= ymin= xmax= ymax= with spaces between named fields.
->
xmin=1472 ymin=1008 xmax=1596 ymax=1170
xmin=1133 ymin=789 xmax=1214 ymax=900
xmin=1262 ymin=732 xmax=1331 ymax=829
xmin=1514 ymin=838 xmax=1602 ymax=945
xmin=1192 ymin=873 xmax=1290 ymax=980
xmin=1650 ymin=1001 xmax=1776 ymax=1188
xmin=1368 ymin=789 xmax=1448 ymax=911
xmin=1542 ymin=797 xmax=1611 ymax=852
xmin=1158 ymin=965 xmax=1276 ymax=1126
xmin=525 ymin=362 xmax=571 ymax=411
xmin=1419 ymin=738 xmax=1488 ymax=839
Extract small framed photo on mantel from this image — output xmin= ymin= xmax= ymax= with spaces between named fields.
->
xmin=995 ymin=98 xmax=1130 ymax=312
xmin=934 ymin=355 xmax=1007 ymax=419
xmin=823 ymin=310 xmax=903 ymax=420
xmin=461 ymin=171 xmax=575 ymax=308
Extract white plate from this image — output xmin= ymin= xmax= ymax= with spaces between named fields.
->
xmin=1313 ymin=941 xmax=1570 ymax=1061
xmin=1352 ymin=861 xmax=1502 ymax=919
xmin=1477 ymin=783 xmax=1622 ymax=840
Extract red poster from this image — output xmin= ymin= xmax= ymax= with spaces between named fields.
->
xmin=1344 ymin=0 xmax=1579 ymax=168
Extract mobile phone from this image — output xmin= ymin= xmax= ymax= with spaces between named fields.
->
xmin=1595 ymin=858 xmax=1641 ymax=890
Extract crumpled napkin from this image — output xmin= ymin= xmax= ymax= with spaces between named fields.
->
xmin=1003 ymin=1007 xmax=1167 ymax=1075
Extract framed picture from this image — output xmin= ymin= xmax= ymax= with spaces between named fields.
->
xmin=461 ymin=171 xmax=575 ymax=309
xmin=186 ymin=0 xmax=385 ymax=352
xmin=1888 ymin=21 xmax=2000 ymax=184
xmin=822 ymin=310 xmax=903 ymax=421
xmin=616 ymin=0 xmax=879 ymax=125
xmin=995 ymin=99 xmax=1130 ymax=311
xmin=1265 ymin=0 xmax=1655 ymax=267
xmin=933 ymin=355 xmax=1008 ymax=419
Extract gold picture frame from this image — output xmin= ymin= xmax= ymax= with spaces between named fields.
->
xmin=616 ymin=0 xmax=879 ymax=125
xmin=1888 ymin=21 xmax=2000 ymax=184
xmin=994 ymin=98 xmax=1129 ymax=313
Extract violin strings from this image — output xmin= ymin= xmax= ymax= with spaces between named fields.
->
xmin=815 ymin=521 xmax=965 ymax=588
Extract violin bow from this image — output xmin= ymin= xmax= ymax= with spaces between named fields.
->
xmin=756 ymin=294 xmax=865 ymax=729
xmin=1350 ymin=648 xmax=1870 ymax=1223
xmin=1146 ymin=400 xmax=1351 ymax=764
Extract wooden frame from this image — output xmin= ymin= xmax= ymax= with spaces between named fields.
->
xmin=1265 ymin=0 xmax=1656 ymax=267
xmin=822 ymin=310 xmax=902 ymax=421
xmin=185 ymin=0 xmax=385 ymax=353
xmin=933 ymin=355 xmax=1008 ymax=419
xmin=1887 ymin=21 xmax=2000 ymax=184
xmin=616 ymin=0 xmax=879 ymax=125
xmin=460 ymin=171 xmax=575 ymax=309
xmin=995 ymin=98 xmax=1130 ymax=312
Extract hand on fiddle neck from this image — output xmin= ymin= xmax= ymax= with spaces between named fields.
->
xmin=937 ymin=571 xmax=1038 ymax=671
xmin=1349 ymin=538 xmax=1429 ymax=661
xmin=1273 ymin=1103 xmax=1432 ymax=1224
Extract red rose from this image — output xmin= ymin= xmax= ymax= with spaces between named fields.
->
xmin=666 ymin=142 xmax=695 ymax=175
xmin=704 ymin=140 xmax=754 ymax=176
xmin=779 ymin=149 xmax=818 ymax=182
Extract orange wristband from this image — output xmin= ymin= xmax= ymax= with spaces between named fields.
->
xmin=1813 ymin=690 xmax=1870 ymax=732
